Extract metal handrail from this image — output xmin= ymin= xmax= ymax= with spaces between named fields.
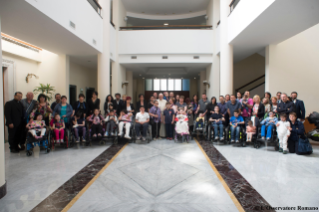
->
xmin=87 ymin=0 xmax=102 ymax=17
xmin=229 ymin=0 xmax=241 ymax=14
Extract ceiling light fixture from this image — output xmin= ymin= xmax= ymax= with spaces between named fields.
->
xmin=164 ymin=23 xmax=169 ymax=26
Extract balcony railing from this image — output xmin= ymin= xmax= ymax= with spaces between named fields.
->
xmin=87 ymin=0 xmax=102 ymax=17
xmin=230 ymin=0 xmax=241 ymax=14
xmin=120 ymin=25 xmax=212 ymax=30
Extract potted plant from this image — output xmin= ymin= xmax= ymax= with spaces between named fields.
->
xmin=33 ymin=83 xmax=55 ymax=102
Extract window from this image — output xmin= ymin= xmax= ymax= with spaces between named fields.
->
xmin=145 ymin=79 xmax=190 ymax=91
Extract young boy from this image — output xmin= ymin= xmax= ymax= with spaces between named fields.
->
xmin=163 ymin=103 xmax=175 ymax=140
xmin=276 ymin=113 xmax=291 ymax=154
xmin=72 ymin=112 xmax=86 ymax=143
xmin=196 ymin=113 xmax=205 ymax=129
xmin=104 ymin=109 xmax=118 ymax=136
xmin=230 ymin=109 xmax=244 ymax=143
xmin=260 ymin=111 xmax=278 ymax=140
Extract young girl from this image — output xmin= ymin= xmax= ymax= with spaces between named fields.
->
xmin=72 ymin=113 xmax=86 ymax=143
xmin=175 ymin=109 xmax=189 ymax=136
xmin=104 ymin=109 xmax=118 ymax=136
xmin=52 ymin=114 xmax=65 ymax=144
xmin=276 ymin=113 xmax=291 ymax=154
xmin=26 ymin=113 xmax=46 ymax=139
xmin=118 ymin=110 xmax=132 ymax=139
xmin=246 ymin=120 xmax=256 ymax=142
xmin=88 ymin=109 xmax=104 ymax=138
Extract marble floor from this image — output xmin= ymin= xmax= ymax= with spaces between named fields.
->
xmin=1 ymin=139 xmax=319 ymax=212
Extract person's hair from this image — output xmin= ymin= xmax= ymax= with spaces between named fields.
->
xmin=79 ymin=94 xmax=85 ymax=99
xmin=106 ymin=95 xmax=114 ymax=102
xmin=277 ymin=91 xmax=282 ymax=95
xmin=138 ymin=94 xmax=144 ymax=99
xmin=248 ymin=120 xmax=253 ymax=126
xmin=126 ymin=96 xmax=132 ymax=101
xmin=75 ymin=111 xmax=83 ymax=117
xmin=139 ymin=106 xmax=145 ymax=109
xmin=219 ymin=95 xmax=224 ymax=98
xmin=166 ymin=102 xmax=171 ymax=106
xmin=185 ymin=97 xmax=190 ymax=104
xmin=61 ymin=95 xmax=67 ymax=100
xmin=225 ymin=94 xmax=230 ymax=97
xmin=94 ymin=108 xmax=99 ymax=113
xmin=120 ymin=109 xmax=126 ymax=113
xmin=192 ymin=94 xmax=198 ymax=104
xmin=93 ymin=91 xmax=98 ymax=96
xmin=288 ymin=97 xmax=292 ymax=102
xmin=170 ymin=97 xmax=175 ymax=103
xmin=211 ymin=97 xmax=217 ymax=104
xmin=37 ymin=94 xmax=47 ymax=102
xmin=281 ymin=93 xmax=288 ymax=97
xmin=15 ymin=92 xmax=22 ymax=96
xmin=237 ymin=92 xmax=242 ymax=97
xmin=179 ymin=95 xmax=184 ymax=100
xmin=230 ymin=94 xmax=236 ymax=98
xmin=280 ymin=113 xmax=287 ymax=118
xmin=109 ymin=109 xmax=115 ymax=113
xmin=54 ymin=113 xmax=60 ymax=118
xmin=55 ymin=93 xmax=61 ymax=98
xmin=264 ymin=92 xmax=271 ymax=98
xmin=234 ymin=109 xmax=239 ymax=114
xmin=263 ymin=98 xmax=269 ymax=104
xmin=253 ymin=95 xmax=261 ymax=103
xmin=291 ymin=91 xmax=298 ymax=96
xmin=34 ymin=112 xmax=43 ymax=120
xmin=214 ymin=105 xmax=220 ymax=113
xmin=271 ymin=96 xmax=278 ymax=102
xmin=115 ymin=93 xmax=121 ymax=97
xmin=289 ymin=112 xmax=297 ymax=118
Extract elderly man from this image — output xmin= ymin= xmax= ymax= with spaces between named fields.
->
xmin=277 ymin=93 xmax=295 ymax=117
xmin=135 ymin=106 xmax=150 ymax=141
xmin=21 ymin=92 xmax=37 ymax=121
xmin=291 ymin=91 xmax=305 ymax=121
xmin=51 ymin=93 xmax=61 ymax=110
xmin=4 ymin=92 xmax=24 ymax=153
xmin=157 ymin=93 xmax=167 ymax=137
xmin=276 ymin=92 xmax=282 ymax=104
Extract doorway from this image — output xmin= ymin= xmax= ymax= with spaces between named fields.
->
xmin=69 ymin=85 xmax=77 ymax=107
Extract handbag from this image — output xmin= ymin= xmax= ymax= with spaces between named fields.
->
xmin=296 ymin=136 xmax=313 ymax=155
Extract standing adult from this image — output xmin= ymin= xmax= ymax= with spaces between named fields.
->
xmin=136 ymin=94 xmax=147 ymax=112
xmin=196 ymin=93 xmax=209 ymax=116
xmin=88 ymin=91 xmax=100 ymax=116
xmin=277 ymin=93 xmax=295 ymax=118
xmin=185 ymin=97 xmax=194 ymax=132
xmin=169 ymin=92 xmax=174 ymax=100
xmin=21 ymin=92 xmax=37 ymax=146
xmin=163 ymin=92 xmax=169 ymax=101
xmin=51 ymin=93 xmax=61 ymax=111
xmin=226 ymin=95 xmax=242 ymax=117
xmin=153 ymin=92 xmax=158 ymax=100
xmin=157 ymin=93 xmax=167 ymax=137
xmin=135 ymin=106 xmax=150 ymax=141
xmin=148 ymin=96 xmax=155 ymax=112
xmin=252 ymin=95 xmax=265 ymax=120
xmin=192 ymin=94 xmax=199 ymax=115
xmin=288 ymin=112 xmax=305 ymax=153
xmin=124 ymin=96 xmax=135 ymax=115
xmin=264 ymin=92 xmax=271 ymax=100
xmin=175 ymin=95 xmax=180 ymax=104
xmin=169 ymin=98 xmax=177 ymax=114
xmin=114 ymin=93 xmax=124 ymax=116
xmin=291 ymin=91 xmax=305 ymax=121
xmin=104 ymin=94 xmax=115 ymax=115
xmin=271 ymin=97 xmax=278 ymax=113
xmin=73 ymin=94 xmax=88 ymax=119
xmin=240 ymin=91 xmax=254 ymax=122
xmin=149 ymin=101 xmax=161 ymax=139
xmin=276 ymin=92 xmax=282 ymax=104
xmin=176 ymin=95 xmax=187 ymax=112
xmin=36 ymin=94 xmax=52 ymax=125
xmin=225 ymin=94 xmax=230 ymax=103
xmin=206 ymin=97 xmax=217 ymax=119
xmin=236 ymin=92 xmax=242 ymax=101
xmin=218 ymin=96 xmax=227 ymax=117
xmin=4 ymin=92 xmax=24 ymax=153
xmin=53 ymin=96 xmax=73 ymax=127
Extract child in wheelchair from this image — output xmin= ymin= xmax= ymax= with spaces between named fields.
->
xmin=195 ymin=113 xmax=205 ymax=130
xmin=26 ymin=113 xmax=46 ymax=139
xmin=246 ymin=120 xmax=256 ymax=142
xmin=72 ymin=112 xmax=86 ymax=143
xmin=118 ymin=110 xmax=133 ymax=139
xmin=104 ymin=109 xmax=118 ymax=137
xmin=229 ymin=109 xmax=244 ymax=143
xmin=87 ymin=108 xmax=104 ymax=138
xmin=52 ymin=114 xmax=65 ymax=144
xmin=209 ymin=105 xmax=225 ymax=141
xmin=260 ymin=111 xmax=278 ymax=141
xmin=175 ymin=109 xmax=190 ymax=141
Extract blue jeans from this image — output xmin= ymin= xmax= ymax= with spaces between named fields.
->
xmin=135 ymin=123 xmax=149 ymax=137
xmin=261 ymin=125 xmax=273 ymax=139
xmin=230 ymin=126 xmax=240 ymax=140
xmin=212 ymin=123 xmax=223 ymax=138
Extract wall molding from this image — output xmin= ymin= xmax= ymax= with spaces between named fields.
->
xmin=126 ymin=10 xmax=206 ymax=20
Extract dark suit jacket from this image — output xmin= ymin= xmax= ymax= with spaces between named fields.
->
xmin=113 ymin=99 xmax=124 ymax=115
xmin=253 ymin=103 xmax=265 ymax=120
xmin=136 ymin=101 xmax=147 ymax=112
xmin=293 ymin=99 xmax=305 ymax=119
xmin=277 ymin=101 xmax=295 ymax=116
xmin=4 ymin=99 xmax=24 ymax=126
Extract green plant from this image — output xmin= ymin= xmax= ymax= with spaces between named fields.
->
xmin=33 ymin=83 xmax=55 ymax=102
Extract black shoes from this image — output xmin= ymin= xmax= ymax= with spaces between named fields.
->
xmin=10 ymin=149 xmax=20 ymax=153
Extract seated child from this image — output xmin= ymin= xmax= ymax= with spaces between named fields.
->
xmin=230 ymin=109 xmax=244 ymax=142
xmin=246 ymin=120 xmax=256 ymax=142
xmin=175 ymin=110 xmax=189 ymax=136
xmin=209 ymin=105 xmax=225 ymax=140
xmin=118 ymin=110 xmax=133 ymax=139
xmin=52 ymin=114 xmax=65 ymax=144
xmin=276 ymin=113 xmax=291 ymax=154
xmin=104 ymin=109 xmax=118 ymax=136
xmin=26 ymin=113 xmax=46 ymax=139
xmin=196 ymin=113 xmax=205 ymax=129
xmin=260 ymin=111 xmax=278 ymax=140
xmin=106 ymin=103 xmax=114 ymax=115
xmin=72 ymin=112 xmax=86 ymax=143
xmin=88 ymin=109 xmax=104 ymax=138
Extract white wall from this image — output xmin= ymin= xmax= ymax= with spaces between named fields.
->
xmin=266 ymin=23 xmax=319 ymax=114
xmin=109 ymin=23 xmax=117 ymax=61
xmin=118 ymin=30 xmax=214 ymax=55
xmin=70 ymin=62 xmax=97 ymax=98
xmin=227 ymin=0 xmax=275 ymax=43
xmin=25 ymin=0 xmax=103 ymax=52
xmin=2 ymin=40 xmax=41 ymax=62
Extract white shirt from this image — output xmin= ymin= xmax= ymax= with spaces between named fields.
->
xmin=277 ymin=121 xmax=291 ymax=135
xmin=136 ymin=112 xmax=150 ymax=123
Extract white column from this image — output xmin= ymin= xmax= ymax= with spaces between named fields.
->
xmin=220 ymin=0 xmax=233 ymax=95
xmin=265 ymin=45 xmax=276 ymax=92
xmin=126 ymin=71 xmax=133 ymax=101
xmin=65 ymin=55 xmax=70 ymax=100
xmin=199 ymin=70 xmax=206 ymax=95
xmin=98 ymin=0 xmax=111 ymax=112
xmin=0 ymin=16 xmax=7 ymax=197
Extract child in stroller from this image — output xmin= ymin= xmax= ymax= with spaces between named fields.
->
xmin=26 ymin=113 xmax=46 ymax=139
xmin=87 ymin=109 xmax=104 ymax=138
xmin=175 ymin=109 xmax=190 ymax=142
xmin=104 ymin=109 xmax=118 ymax=137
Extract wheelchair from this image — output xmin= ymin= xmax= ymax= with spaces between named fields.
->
xmin=254 ymin=113 xmax=279 ymax=150
xmin=132 ymin=121 xmax=152 ymax=143
xmin=207 ymin=121 xmax=227 ymax=144
xmin=48 ymin=119 xmax=72 ymax=150
xmin=86 ymin=122 xmax=119 ymax=146
xmin=192 ymin=114 xmax=208 ymax=139
xmin=25 ymin=131 xmax=50 ymax=156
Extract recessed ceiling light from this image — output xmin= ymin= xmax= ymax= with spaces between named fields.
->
xmin=164 ymin=23 xmax=169 ymax=26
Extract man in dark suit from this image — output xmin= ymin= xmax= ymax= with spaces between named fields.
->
xmin=114 ymin=93 xmax=124 ymax=116
xmin=4 ymin=92 xmax=25 ymax=153
xmin=276 ymin=93 xmax=295 ymax=118
xmin=276 ymin=91 xmax=282 ymax=104
xmin=291 ymin=91 xmax=305 ymax=121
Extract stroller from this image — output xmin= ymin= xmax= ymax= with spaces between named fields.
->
xmin=26 ymin=131 xmax=50 ymax=156
xmin=174 ymin=113 xmax=191 ymax=143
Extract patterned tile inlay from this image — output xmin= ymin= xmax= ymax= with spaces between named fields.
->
xmin=198 ymin=140 xmax=275 ymax=212
xmin=30 ymin=144 xmax=125 ymax=212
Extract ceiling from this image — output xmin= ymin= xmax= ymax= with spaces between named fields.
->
xmin=127 ymin=16 xmax=207 ymax=26
xmin=122 ymin=0 xmax=210 ymax=17
xmin=121 ymin=63 xmax=210 ymax=79
xmin=70 ymin=55 xmax=98 ymax=69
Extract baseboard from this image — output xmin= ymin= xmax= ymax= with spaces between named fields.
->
xmin=0 ymin=181 xmax=7 ymax=199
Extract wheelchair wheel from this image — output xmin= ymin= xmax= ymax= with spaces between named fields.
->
xmin=45 ymin=148 xmax=51 ymax=154
xmin=26 ymin=150 xmax=33 ymax=156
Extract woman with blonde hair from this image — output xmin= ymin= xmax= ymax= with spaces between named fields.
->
xmin=252 ymin=95 xmax=265 ymax=120
xmin=262 ymin=97 xmax=271 ymax=113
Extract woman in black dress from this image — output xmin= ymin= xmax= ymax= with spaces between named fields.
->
xmin=136 ymin=94 xmax=147 ymax=112
xmin=87 ymin=91 xmax=100 ymax=116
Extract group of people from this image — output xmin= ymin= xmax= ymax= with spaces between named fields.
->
xmin=4 ymin=89 xmax=306 ymax=155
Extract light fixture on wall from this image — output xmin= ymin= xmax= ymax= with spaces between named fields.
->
xmin=124 ymin=16 xmax=128 ymax=21
xmin=203 ymin=80 xmax=210 ymax=88
xmin=122 ymin=81 xmax=129 ymax=88
xmin=164 ymin=23 xmax=169 ymax=26
xmin=25 ymin=73 xmax=39 ymax=83
xmin=205 ymin=15 xmax=209 ymax=20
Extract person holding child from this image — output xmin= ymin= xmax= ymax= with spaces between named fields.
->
xmin=52 ymin=114 xmax=65 ymax=144
xmin=26 ymin=113 xmax=46 ymax=139
xmin=118 ymin=110 xmax=133 ymax=139
xmin=88 ymin=109 xmax=104 ymax=138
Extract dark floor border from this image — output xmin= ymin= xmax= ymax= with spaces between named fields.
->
xmin=197 ymin=140 xmax=275 ymax=212
xmin=0 ymin=181 xmax=7 ymax=199
xmin=30 ymin=143 xmax=126 ymax=212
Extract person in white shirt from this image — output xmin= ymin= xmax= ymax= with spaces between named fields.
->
xmin=135 ymin=106 xmax=150 ymax=140
xmin=157 ymin=93 xmax=167 ymax=137
xmin=276 ymin=113 xmax=291 ymax=154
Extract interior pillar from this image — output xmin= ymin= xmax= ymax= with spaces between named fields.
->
xmin=265 ymin=45 xmax=276 ymax=92
xmin=97 ymin=0 xmax=111 ymax=111
xmin=0 ymin=16 xmax=7 ymax=199
xmin=220 ymin=0 xmax=233 ymax=95
xmin=199 ymin=70 xmax=206 ymax=95
xmin=126 ymin=71 xmax=133 ymax=101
